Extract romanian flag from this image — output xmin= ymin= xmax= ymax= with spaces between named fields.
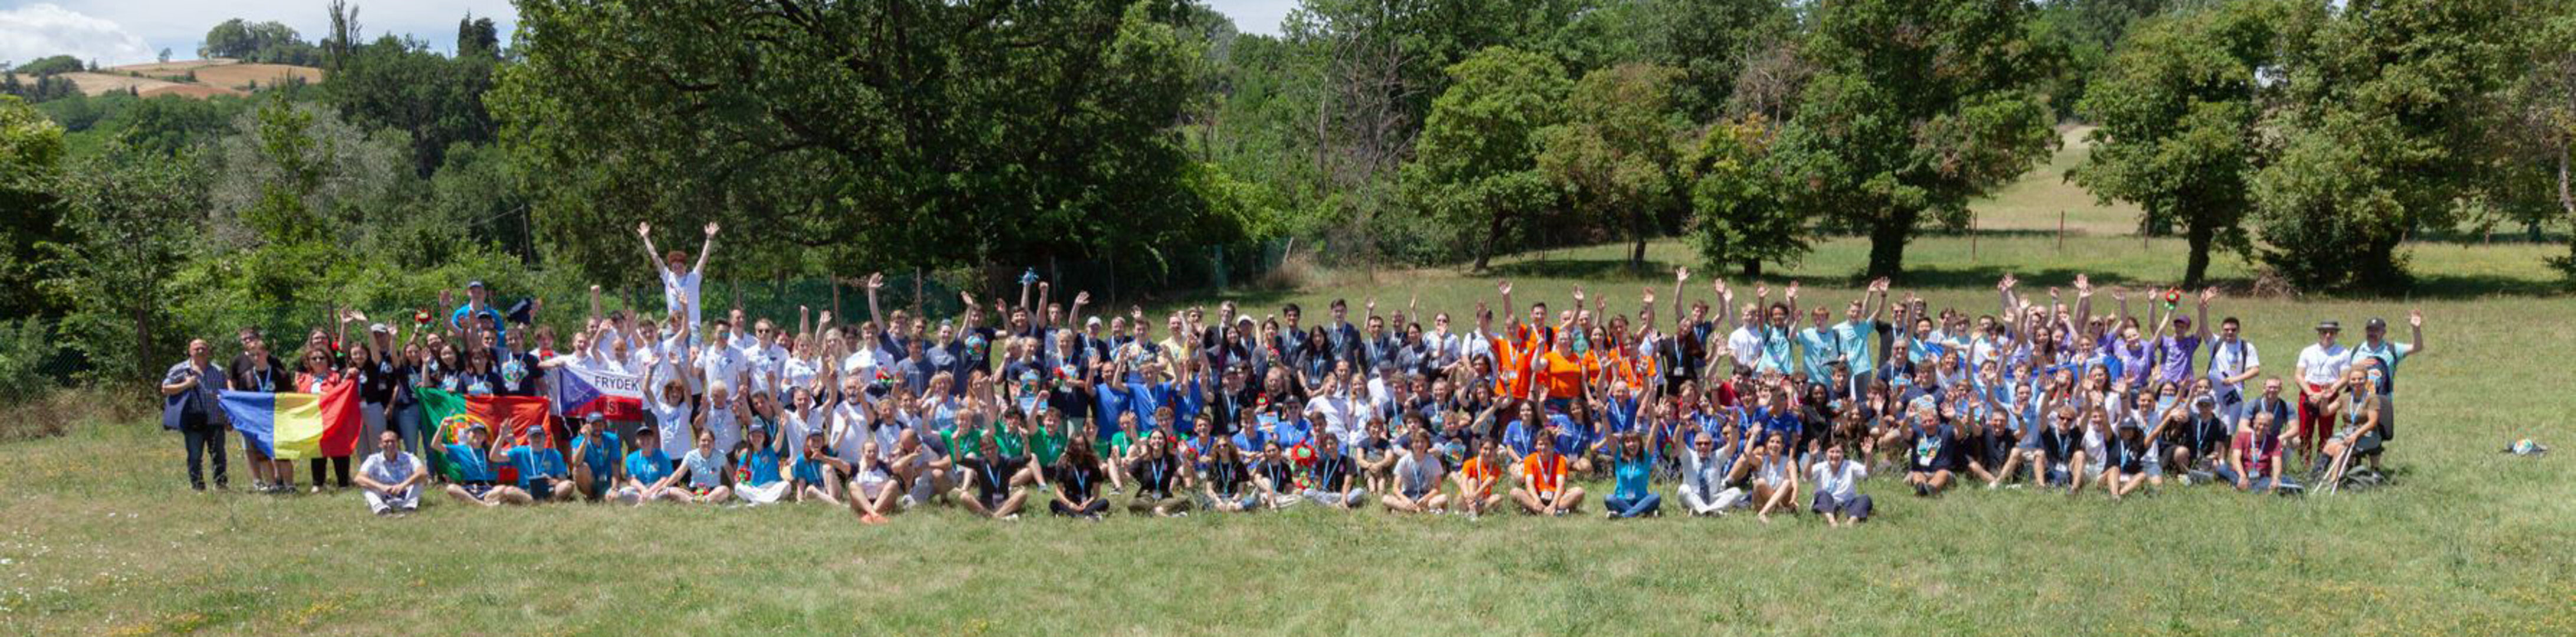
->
xmin=414 ymin=388 xmax=555 ymax=482
xmin=219 ymin=380 xmax=363 ymax=460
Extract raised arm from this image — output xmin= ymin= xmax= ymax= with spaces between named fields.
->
xmin=2407 ymin=310 xmax=2426 ymax=356
xmin=863 ymin=272 xmax=886 ymax=337
xmin=692 ymin=222 xmax=718 ymax=275
xmin=635 ymin=221 xmax=663 ymax=272
xmin=2195 ymin=288 xmax=2213 ymax=340
xmin=1670 ymin=267 xmax=1690 ymax=326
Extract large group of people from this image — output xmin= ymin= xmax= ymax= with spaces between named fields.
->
xmin=159 ymin=222 xmax=2431 ymax=523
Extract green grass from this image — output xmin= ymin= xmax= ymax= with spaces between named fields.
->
xmin=6 ymin=234 xmax=2575 ymax=636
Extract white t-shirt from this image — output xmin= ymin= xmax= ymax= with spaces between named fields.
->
xmin=359 ymin=451 xmax=420 ymax=489
xmin=1394 ymin=449 xmax=1443 ymax=495
xmin=661 ymin=267 xmax=703 ymax=329
xmin=1305 ymin=393 xmax=1358 ymax=442
xmin=1728 ymin=326 xmax=1763 ymax=370
xmin=1809 ymin=459 xmax=1866 ymax=501
xmin=826 ymin=402 xmax=870 ymax=465
xmin=2296 ymin=343 xmax=2351 ymax=386
xmin=2207 ymin=338 xmax=2259 ymax=389
xmin=650 ymin=394 xmax=693 ymax=459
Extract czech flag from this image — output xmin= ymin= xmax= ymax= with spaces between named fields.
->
xmin=219 ymin=380 xmax=363 ymax=460
xmin=414 ymin=388 xmax=555 ymax=482
xmin=550 ymin=363 xmax=644 ymax=422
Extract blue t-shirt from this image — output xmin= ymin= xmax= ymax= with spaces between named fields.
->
xmin=507 ymin=445 xmax=568 ymax=488
xmin=571 ymin=432 xmax=620 ymax=475
xmin=445 ymin=442 xmax=496 ymax=482
xmin=1831 ymin=321 xmax=1874 ymax=373
xmin=742 ymin=448 xmax=782 ymax=486
xmin=1612 ymin=455 xmax=1653 ymax=500
xmin=791 ymin=457 xmax=827 ymax=485
xmin=626 ymin=449 xmax=673 ymax=487
xmin=1502 ymin=419 xmax=1537 ymax=457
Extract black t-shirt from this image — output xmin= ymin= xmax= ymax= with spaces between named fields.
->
xmin=497 ymin=351 xmax=545 ymax=397
xmin=2109 ymin=435 xmax=2147 ymax=474
xmin=960 ymin=456 xmax=1027 ymax=500
xmin=2039 ymin=426 xmax=2081 ymax=465
xmin=1207 ymin=458 xmax=1249 ymax=497
xmin=358 ymin=357 xmax=409 ymax=405
xmin=229 ymin=354 xmax=287 ymax=393
xmin=1051 ymin=461 xmax=1102 ymax=501
xmin=1311 ymin=453 xmax=1351 ymax=492
xmin=1258 ymin=458 xmax=1295 ymax=490
xmin=1910 ymin=427 xmax=1957 ymax=472
xmin=1134 ymin=455 xmax=1181 ymax=498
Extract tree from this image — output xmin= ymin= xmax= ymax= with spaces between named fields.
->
xmin=1401 ymin=46 xmax=1570 ymax=270
xmin=1633 ymin=0 xmax=1790 ymax=120
xmin=456 ymin=14 xmax=499 ymax=59
xmin=491 ymin=0 xmax=1238 ymax=285
xmin=2071 ymin=1 xmax=2277 ymax=287
xmin=2497 ymin=5 xmax=2576 ymax=279
xmin=39 ymin=138 xmax=203 ymax=382
xmin=1684 ymin=114 xmax=1806 ymax=276
xmin=12 ymin=55 xmax=83 ymax=76
xmin=0 ymin=95 xmax=66 ymax=320
xmin=160 ymin=48 xmax=173 ymax=64
xmin=327 ymin=35 xmax=498 ymax=176
xmin=2250 ymin=0 xmax=2515 ymax=290
xmin=199 ymin=19 xmax=321 ymax=65
xmin=1538 ymin=63 xmax=1689 ymax=270
xmin=1768 ymin=0 xmax=2062 ymax=278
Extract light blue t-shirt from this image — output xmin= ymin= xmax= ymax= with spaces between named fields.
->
xmin=506 ymin=445 xmax=568 ymax=488
xmin=683 ymin=449 xmax=726 ymax=488
xmin=1795 ymin=327 xmax=1839 ymax=381
xmin=445 ymin=442 xmax=496 ymax=482
xmin=626 ymin=449 xmax=673 ymax=487
xmin=1831 ymin=321 xmax=1873 ymax=373
xmin=1612 ymin=455 xmax=1653 ymax=501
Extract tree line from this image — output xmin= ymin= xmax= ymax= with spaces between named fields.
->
xmin=1 ymin=0 xmax=2574 ymax=395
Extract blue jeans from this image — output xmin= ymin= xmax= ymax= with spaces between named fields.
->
xmin=2212 ymin=465 xmax=2297 ymax=492
xmin=1606 ymin=493 xmax=1660 ymax=518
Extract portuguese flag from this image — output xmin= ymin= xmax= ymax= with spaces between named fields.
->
xmin=415 ymin=388 xmax=555 ymax=482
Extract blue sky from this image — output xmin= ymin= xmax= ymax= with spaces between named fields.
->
xmin=1 ymin=0 xmax=1296 ymax=69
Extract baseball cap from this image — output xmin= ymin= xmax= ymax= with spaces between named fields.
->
xmin=2364 ymin=317 xmax=2387 ymax=330
xmin=466 ymin=280 xmax=486 ymax=290
xmin=1086 ymin=316 xmax=1103 ymax=328
xmin=368 ymin=323 xmax=392 ymax=334
xmin=2315 ymin=320 xmax=2340 ymax=332
xmin=583 ymin=412 xmax=607 ymax=423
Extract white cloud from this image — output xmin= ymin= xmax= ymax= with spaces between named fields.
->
xmin=0 ymin=4 xmax=153 ymax=69
xmin=29 ymin=1 xmax=518 ymax=65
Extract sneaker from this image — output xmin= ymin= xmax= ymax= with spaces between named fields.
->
xmin=898 ymin=494 xmax=918 ymax=509
xmin=1913 ymin=482 xmax=1930 ymax=497
xmin=1002 ymin=514 xmax=1021 ymax=521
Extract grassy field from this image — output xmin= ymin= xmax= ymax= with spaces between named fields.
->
xmin=5 ymin=230 xmax=2573 ymax=636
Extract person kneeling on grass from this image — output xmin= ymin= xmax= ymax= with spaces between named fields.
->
xmin=1381 ymin=431 xmax=1448 ymax=514
xmin=442 ymin=424 xmax=529 ymax=507
xmin=792 ymin=432 xmax=849 ymax=504
xmin=1808 ymin=443 xmax=1870 ymax=527
xmin=1512 ymin=435 xmax=1585 ymax=516
xmin=1603 ymin=432 xmax=1661 ymax=519
xmin=1049 ymin=438 xmax=1111 ymax=520
xmin=845 ymin=442 xmax=901 ymax=524
xmin=504 ymin=425 xmax=573 ymax=503
xmin=355 ymin=430 xmax=425 ymax=515
xmin=615 ymin=427 xmax=689 ymax=505
xmin=678 ymin=429 xmax=733 ymax=504
xmin=732 ymin=425 xmax=790 ymax=505
xmin=1200 ymin=438 xmax=1260 ymax=513
xmin=956 ymin=433 xmax=1031 ymax=519
xmin=1304 ymin=431 xmax=1365 ymax=509
xmin=568 ymin=413 xmax=622 ymax=501
xmin=1126 ymin=434 xmax=1193 ymax=517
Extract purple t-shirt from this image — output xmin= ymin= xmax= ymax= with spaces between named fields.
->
xmin=2153 ymin=335 xmax=2201 ymax=385
xmin=2112 ymin=340 xmax=2154 ymax=388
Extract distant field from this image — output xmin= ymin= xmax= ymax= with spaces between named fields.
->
xmin=1969 ymin=125 xmax=2143 ymax=236
xmin=190 ymin=64 xmax=325 ymax=91
xmin=56 ymin=59 xmax=315 ymax=100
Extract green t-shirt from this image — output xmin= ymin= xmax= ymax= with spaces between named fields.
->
xmin=994 ymin=428 xmax=1029 ymax=460
xmin=1108 ymin=431 xmax=1136 ymax=458
xmin=1029 ymin=428 xmax=1068 ymax=466
xmin=939 ymin=428 xmax=981 ymax=462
